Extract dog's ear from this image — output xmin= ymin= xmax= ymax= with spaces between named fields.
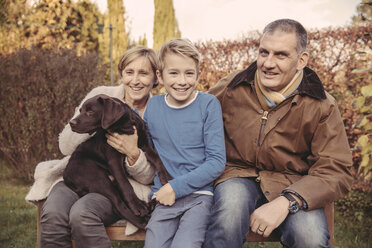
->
xmin=98 ymin=96 xmax=126 ymax=129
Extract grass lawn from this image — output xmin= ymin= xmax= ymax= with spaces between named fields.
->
xmin=0 ymin=163 xmax=370 ymax=248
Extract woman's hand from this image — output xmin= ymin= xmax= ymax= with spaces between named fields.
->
xmin=106 ymin=126 xmax=140 ymax=165
xmin=154 ymin=183 xmax=176 ymax=206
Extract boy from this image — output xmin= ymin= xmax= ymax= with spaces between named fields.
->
xmin=143 ymin=38 xmax=226 ymax=248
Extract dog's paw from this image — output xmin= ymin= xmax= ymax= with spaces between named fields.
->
xmin=158 ymin=172 xmax=172 ymax=185
xmin=148 ymin=199 xmax=157 ymax=211
xmin=129 ymin=198 xmax=150 ymax=217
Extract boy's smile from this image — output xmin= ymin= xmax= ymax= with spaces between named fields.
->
xmin=157 ymin=53 xmax=198 ymax=107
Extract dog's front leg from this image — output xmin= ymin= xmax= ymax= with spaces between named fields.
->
xmin=105 ymin=146 xmax=150 ymax=217
xmin=142 ymin=144 xmax=172 ymax=185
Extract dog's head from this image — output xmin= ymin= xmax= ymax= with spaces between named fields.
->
xmin=69 ymin=94 xmax=131 ymax=134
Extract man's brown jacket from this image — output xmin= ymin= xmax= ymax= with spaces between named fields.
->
xmin=209 ymin=62 xmax=353 ymax=210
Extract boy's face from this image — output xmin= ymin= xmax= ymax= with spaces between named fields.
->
xmin=157 ymin=53 xmax=198 ymax=107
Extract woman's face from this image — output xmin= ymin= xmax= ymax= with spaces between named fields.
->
xmin=121 ymin=56 xmax=156 ymax=105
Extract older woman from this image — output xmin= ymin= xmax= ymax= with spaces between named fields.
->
xmin=38 ymin=46 xmax=158 ymax=248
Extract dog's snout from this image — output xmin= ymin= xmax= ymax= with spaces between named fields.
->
xmin=69 ymin=119 xmax=78 ymax=127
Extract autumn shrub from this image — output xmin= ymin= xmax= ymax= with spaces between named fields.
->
xmin=335 ymin=190 xmax=372 ymax=222
xmin=352 ymin=84 xmax=372 ymax=184
xmin=0 ymin=47 xmax=107 ymax=181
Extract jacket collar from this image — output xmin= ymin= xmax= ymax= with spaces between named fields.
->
xmin=227 ymin=61 xmax=326 ymax=100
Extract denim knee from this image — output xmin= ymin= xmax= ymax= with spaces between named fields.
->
xmin=204 ymin=178 xmax=262 ymax=248
xmin=211 ymin=178 xmax=260 ymax=230
xmin=280 ymin=208 xmax=331 ymax=248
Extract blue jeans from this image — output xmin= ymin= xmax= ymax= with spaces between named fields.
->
xmin=40 ymin=182 xmax=120 ymax=248
xmin=204 ymin=178 xmax=331 ymax=248
xmin=145 ymin=194 xmax=213 ymax=248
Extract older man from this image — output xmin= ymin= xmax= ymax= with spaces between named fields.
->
xmin=204 ymin=19 xmax=353 ymax=248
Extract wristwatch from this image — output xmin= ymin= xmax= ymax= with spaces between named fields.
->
xmin=280 ymin=193 xmax=300 ymax=214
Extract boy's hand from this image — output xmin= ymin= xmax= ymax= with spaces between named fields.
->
xmin=106 ymin=127 xmax=140 ymax=165
xmin=154 ymin=183 xmax=176 ymax=206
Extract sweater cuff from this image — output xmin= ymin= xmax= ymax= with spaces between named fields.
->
xmin=125 ymin=149 xmax=146 ymax=175
xmin=168 ymin=179 xmax=184 ymax=199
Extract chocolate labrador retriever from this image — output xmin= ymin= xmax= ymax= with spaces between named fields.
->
xmin=63 ymin=94 xmax=171 ymax=229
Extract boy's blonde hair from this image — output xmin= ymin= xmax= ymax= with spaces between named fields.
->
xmin=118 ymin=46 xmax=159 ymax=87
xmin=157 ymin=38 xmax=201 ymax=74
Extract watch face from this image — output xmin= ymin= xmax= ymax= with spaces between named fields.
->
xmin=289 ymin=201 xmax=300 ymax=214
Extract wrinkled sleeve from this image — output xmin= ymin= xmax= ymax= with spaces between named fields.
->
xmin=286 ymin=96 xmax=353 ymax=210
xmin=125 ymin=149 xmax=155 ymax=185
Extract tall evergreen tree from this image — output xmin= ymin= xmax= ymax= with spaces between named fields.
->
xmin=72 ymin=0 xmax=104 ymax=52
xmin=137 ymin=34 xmax=148 ymax=47
xmin=153 ymin=0 xmax=181 ymax=50
xmin=352 ymin=0 xmax=372 ymax=24
xmin=0 ymin=0 xmax=8 ymax=23
xmin=99 ymin=0 xmax=128 ymax=76
xmin=23 ymin=0 xmax=77 ymax=49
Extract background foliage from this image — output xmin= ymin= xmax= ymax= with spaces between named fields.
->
xmin=153 ymin=0 xmax=181 ymax=51
xmin=100 ymin=0 xmax=127 ymax=70
xmin=0 ymin=0 xmax=104 ymax=53
xmin=0 ymin=48 xmax=106 ymax=181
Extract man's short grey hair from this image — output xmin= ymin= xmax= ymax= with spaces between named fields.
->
xmin=262 ymin=19 xmax=308 ymax=53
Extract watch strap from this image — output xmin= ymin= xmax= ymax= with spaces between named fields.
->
xmin=280 ymin=192 xmax=296 ymax=202
xmin=280 ymin=192 xmax=301 ymax=214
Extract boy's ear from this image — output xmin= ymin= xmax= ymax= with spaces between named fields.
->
xmin=156 ymin=70 xmax=164 ymax=85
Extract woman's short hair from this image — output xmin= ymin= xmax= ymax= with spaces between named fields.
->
xmin=118 ymin=46 xmax=159 ymax=87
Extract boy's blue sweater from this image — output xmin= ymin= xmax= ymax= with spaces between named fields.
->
xmin=143 ymin=92 xmax=226 ymax=199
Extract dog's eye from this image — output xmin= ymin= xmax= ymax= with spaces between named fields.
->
xmin=86 ymin=110 xmax=94 ymax=116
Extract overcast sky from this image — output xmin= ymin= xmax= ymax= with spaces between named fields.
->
xmin=94 ymin=0 xmax=361 ymax=47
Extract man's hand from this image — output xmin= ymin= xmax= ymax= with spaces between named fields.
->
xmin=154 ymin=183 xmax=176 ymax=206
xmin=106 ymin=126 xmax=140 ymax=165
xmin=250 ymin=196 xmax=289 ymax=237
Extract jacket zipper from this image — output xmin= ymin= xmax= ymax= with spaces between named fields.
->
xmin=257 ymin=110 xmax=268 ymax=147
xmin=254 ymin=95 xmax=295 ymax=170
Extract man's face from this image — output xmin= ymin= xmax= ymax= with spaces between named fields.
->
xmin=257 ymin=30 xmax=308 ymax=92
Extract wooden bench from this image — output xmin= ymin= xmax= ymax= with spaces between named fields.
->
xmin=34 ymin=200 xmax=334 ymax=247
